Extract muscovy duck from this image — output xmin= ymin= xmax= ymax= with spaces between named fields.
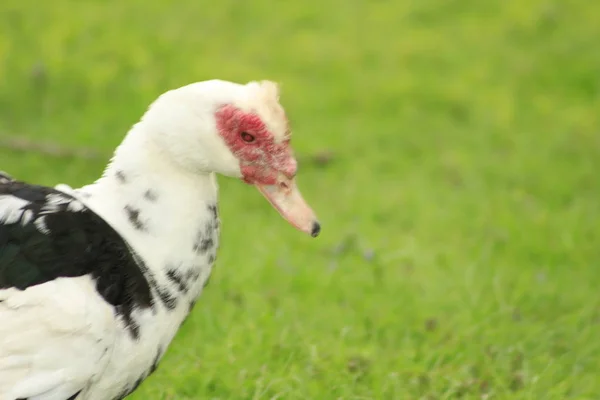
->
xmin=0 ymin=80 xmax=320 ymax=400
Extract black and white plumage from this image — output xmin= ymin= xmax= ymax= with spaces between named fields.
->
xmin=0 ymin=80 xmax=320 ymax=400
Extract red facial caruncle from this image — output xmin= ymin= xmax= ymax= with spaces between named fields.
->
xmin=215 ymin=104 xmax=296 ymax=185
xmin=214 ymin=103 xmax=320 ymax=238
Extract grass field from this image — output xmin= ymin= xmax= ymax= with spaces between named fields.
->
xmin=1 ymin=0 xmax=600 ymax=398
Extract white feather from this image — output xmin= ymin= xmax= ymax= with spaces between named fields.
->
xmin=0 ymin=277 xmax=115 ymax=400
xmin=34 ymin=216 xmax=50 ymax=235
xmin=0 ymin=195 xmax=29 ymax=225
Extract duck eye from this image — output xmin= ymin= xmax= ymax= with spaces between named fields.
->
xmin=241 ymin=132 xmax=255 ymax=143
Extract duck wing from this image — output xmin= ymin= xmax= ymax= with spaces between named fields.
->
xmin=0 ymin=180 xmax=153 ymax=399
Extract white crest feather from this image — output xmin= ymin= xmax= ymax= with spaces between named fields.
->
xmin=247 ymin=80 xmax=290 ymax=141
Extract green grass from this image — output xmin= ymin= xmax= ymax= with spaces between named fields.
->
xmin=1 ymin=0 xmax=600 ymax=398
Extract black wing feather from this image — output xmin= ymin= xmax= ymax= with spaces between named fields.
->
xmin=0 ymin=180 xmax=153 ymax=337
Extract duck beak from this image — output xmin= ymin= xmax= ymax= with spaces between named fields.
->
xmin=255 ymin=175 xmax=320 ymax=237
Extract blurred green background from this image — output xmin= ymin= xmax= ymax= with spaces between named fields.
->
xmin=1 ymin=0 xmax=599 ymax=398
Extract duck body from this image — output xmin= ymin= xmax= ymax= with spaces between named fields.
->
xmin=0 ymin=137 xmax=220 ymax=399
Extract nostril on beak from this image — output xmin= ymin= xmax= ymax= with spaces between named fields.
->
xmin=311 ymin=221 xmax=321 ymax=238
xmin=283 ymin=171 xmax=296 ymax=180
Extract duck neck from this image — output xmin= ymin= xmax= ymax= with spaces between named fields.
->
xmin=76 ymin=124 xmax=221 ymax=311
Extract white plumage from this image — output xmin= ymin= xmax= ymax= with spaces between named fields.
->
xmin=0 ymin=80 xmax=320 ymax=399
